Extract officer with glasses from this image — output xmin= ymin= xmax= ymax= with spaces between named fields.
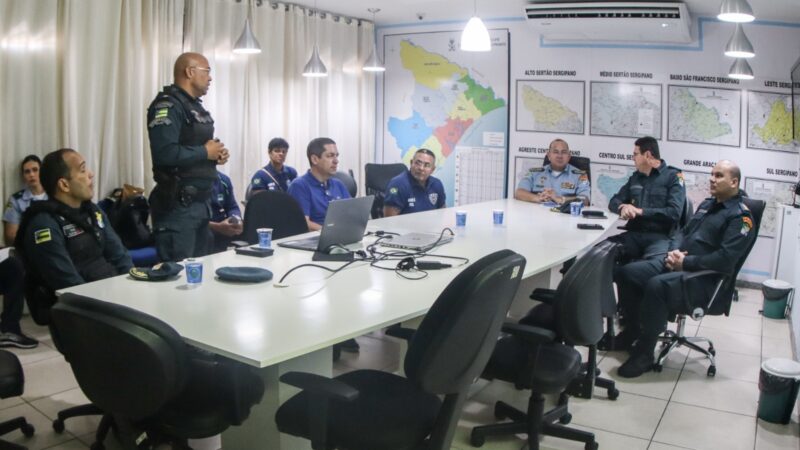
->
xmin=383 ymin=148 xmax=446 ymax=217
xmin=515 ymin=139 xmax=590 ymax=205
xmin=146 ymin=52 xmax=229 ymax=262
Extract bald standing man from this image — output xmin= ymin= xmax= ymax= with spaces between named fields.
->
xmin=147 ymin=52 xmax=229 ymax=262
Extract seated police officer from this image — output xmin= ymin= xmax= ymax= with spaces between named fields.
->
xmin=383 ymin=148 xmax=446 ymax=217
xmin=147 ymin=52 xmax=229 ymax=262
xmin=615 ymin=161 xmax=753 ymax=378
xmin=4 ymin=155 xmax=48 ymax=245
xmin=515 ymin=139 xmax=590 ymax=205
xmin=247 ymin=137 xmax=298 ymax=199
xmin=287 ymin=137 xmax=350 ymax=232
xmin=605 ymin=137 xmax=686 ymax=350
xmin=208 ymin=170 xmax=243 ymax=253
xmin=16 ymin=149 xmax=132 ymax=292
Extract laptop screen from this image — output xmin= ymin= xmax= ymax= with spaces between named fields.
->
xmin=317 ymin=195 xmax=374 ymax=252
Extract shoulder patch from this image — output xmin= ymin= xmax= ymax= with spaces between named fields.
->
xmin=12 ymin=190 xmax=25 ymax=199
xmin=4 ymin=200 xmax=11 ymax=210
xmin=389 ymin=187 xmax=399 ymax=195
xmin=95 ymin=211 xmax=105 ymax=229
xmin=741 ymin=216 xmax=753 ymax=235
xmin=154 ymin=101 xmax=174 ymax=109
xmin=34 ymin=228 xmax=52 ymax=244
xmin=148 ymin=117 xmax=172 ymax=128
xmin=676 ymin=172 xmax=685 ymax=187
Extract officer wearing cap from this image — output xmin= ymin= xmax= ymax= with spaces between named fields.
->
xmin=16 ymin=149 xmax=132 ymax=291
xmin=208 ymin=171 xmax=242 ymax=253
xmin=287 ymin=137 xmax=350 ymax=231
xmin=515 ymin=139 xmax=590 ymax=205
xmin=247 ymin=137 xmax=298 ymax=199
xmin=615 ymin=160 xmax=754 ymax=378
xmin=3 ymin=155 xmax=48 ymax=245
xmin=383 ymin=148 xmax=446 ymax=217
xmin=147 ymin=52 xmax=229 ymax=262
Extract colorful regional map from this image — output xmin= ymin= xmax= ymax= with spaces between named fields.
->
xmin=747 ymin=91 xmax=798 ymax=152
xmin=383 ymin=32 xmax=509 ymax=206
xmin=668 ymin=86 xmax=741 ymax=146
xmin=516 ymin=81 xmax=584 ymax=134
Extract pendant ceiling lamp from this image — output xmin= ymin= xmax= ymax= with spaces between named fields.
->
xmin=303 ymin=0 xmax=328 ymax=77
xmin=460 ymin=0 xmax=490 ymax=52
xmin=728 ymin=58 xmax=754 ymax=80
xmin=724 ymin=24 xmax=755 ymax=58
xmin=718 ymin=0 xmax=755 ymax=23
xmin=233 ymin=0 xmax=262 ymax=54
xmin=363 ymin=8 xmax=385 ymax=72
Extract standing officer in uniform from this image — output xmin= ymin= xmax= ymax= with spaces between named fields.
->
xmin=383 ymin=148 xmax=446 ymax=216
xmin=247 ymin=137 xmax=298 ymax=199
xmin=208 ymin=170 xmax=243 ymax=253
xmin=616 ymin=160 xmax=754 ymax=378
xmin=4 ymin=155 xmax=48 ymax=245
xmin=147 ymin=52 xmax=229 ymax=262
xmin=515 ymin=139 xmax=590 ymax=205
xmin=16 ymin=149 xmax=132 ymax=291
xmin=605 ymin=136 xmax=685 ymax=350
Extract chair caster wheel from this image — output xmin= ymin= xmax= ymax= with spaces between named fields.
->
xmin=585 ymin=441 xmax=599 ymax=450
xmin=707 ymin=366 xmax=716 ymax=377
xmin=559 ymin=413 xmax=572 ymax=424
xmin=608 ymin=388 xmax=620 ymax=400
xmin=653 ymin=364 xmax=663 ymax=373
xmin=20 ymin=423 xmax=34 ymax=437
xmin=470 ymin=432 xmax=485 ymax=447
xmin=52 ymin=419 xmax=65 ymax=433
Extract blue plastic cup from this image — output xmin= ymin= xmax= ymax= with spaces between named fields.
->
xmin=570 ymin=201 xmax=583 ymax=216
xmin=456 ymin=211 xmax=467 ymax=227
xmin=257 ymin=228 xmax=273 ymax=248
xmin=493 ymin=209 xmax=504 ymax=225
xmin=185 ymin=258 xmax=203 ymax=285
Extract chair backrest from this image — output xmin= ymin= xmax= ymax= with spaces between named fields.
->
xmin=332 ymin=170 xmax=357 ymax=198
xmin=405 ymin=250 xmax=526 ymax=395
xmin=49 ymin=294 xmax=188 ymax=421
xmin=679 ymin=197 xmax=694 ymax=229
xmin=552 ymin=240 xmax=619 ymax=346
xmin=365 ymin=163 xmax=407 ymax=218
xmin=241 ymin=190 xmax=308 ymax=244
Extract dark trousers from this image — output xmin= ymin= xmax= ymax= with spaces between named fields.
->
xmin=611 ymin=231 xmax=670 ymax=321
xmin=151 ymin=191 xmax=210 ymax=262
xmin=0 ymin=257 xmax=25 ymax=333
xmin=608 ymin=230 xmax=670 ymax=262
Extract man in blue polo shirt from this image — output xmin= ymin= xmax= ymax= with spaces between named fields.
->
xmin=208 ymin=170 xmax=243 ymax=253
xmin=247 ymin=137 xmax=298 ymax=199
xmin=287 ymin=137 xmax=350 ymax=231
xmin=383 ymin=149 xmax=446 ymax=216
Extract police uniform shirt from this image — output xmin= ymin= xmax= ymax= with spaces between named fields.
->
xmin=24 ymin=203 xmax=132 ymax=290
xmin=383 ymin=170 xmax=446 ymax=214
xmin=608 ymin=160 xmax=685 ymax=234
xmin=210 ymin=172 xmax=242 ymax=223
xmin=287 ymin=171 xmax=351 ymax=225
xmin=3 ymin=188 xmax=47 ymax=225
xmin=249 ymin=164 xmax=298 ymax=193
xmin=517 ymin=163 xmax=590 ymax=200
xmin=671 ymin=192 xmax=754 ymax=274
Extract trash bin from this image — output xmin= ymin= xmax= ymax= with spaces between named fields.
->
xmin=758 ymin=358 xmax=800 ymax=424
xmin=761 ymin=279 xmax=793 ymax=319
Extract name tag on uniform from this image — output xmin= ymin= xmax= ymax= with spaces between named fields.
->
xmin=62 ymin=223 xmax=85 ymax=238
xmin=561 ymin=182 xmax=575 ymax=190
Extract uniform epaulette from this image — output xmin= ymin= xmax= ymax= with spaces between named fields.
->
xmin=11 ymin=190 xmax=25 ymax=199
xmin=154 ymin=100 xmax=174 ymax=109
xmin=528 ymin=167 xmax=544 ymax=173
xmin=667 ymin=165 xmax=682 ymax=173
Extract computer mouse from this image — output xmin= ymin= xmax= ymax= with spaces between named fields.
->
xmin=327 ymin=246 xmax=350 ymax=255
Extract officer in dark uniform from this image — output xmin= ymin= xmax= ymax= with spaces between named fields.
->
xmin=606 ymin=136 xmax=686 ymax=350
xmin=147 ymin=52 xmax=229 ymax=262
xmin=615 ymin=160 xmax=754 ymax=378
xmin=208 ymin=171 xmax=242 ymax=253
xmin=16 ymin=149 xmax=132 ymax=291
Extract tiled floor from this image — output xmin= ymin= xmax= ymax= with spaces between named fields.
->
xmin=1 ymin=288 xmax=798 ymax=449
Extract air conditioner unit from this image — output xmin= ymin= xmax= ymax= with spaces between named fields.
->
xmin=524 ymin=1 xmax=692 ymax=44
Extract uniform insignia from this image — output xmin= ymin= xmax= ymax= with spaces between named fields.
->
xmin=529 ymin=167 xmax=544 ymax=173
xmin=389 ymin=187 xmax=398 ymax=195
xmin=217 ymin=194 xmax=224 ymax=202
xmin=3 ymin=200 xmax=10 ymax=210
xmin=253 ymin=179 xmax=261 ymax=185
xmin=34 ymin=228 xmax=52 ymax=244
xmin=267 ymin=182 xmax=276 ymax=189
xmin=740 ymin=202 xmax=750 ymax=211
xmin=95 ymin=211 xmax=105 ymax=229
xmin=148 ymin=117 xmax=172 ymax=128
xmin=741 ymin=216 xmax=753 ymax=235
xmin=155 ymin=108 xmax=169 ymax=119
xmin=676 ymin=172 xmax=685 ymax=187
xmin=571 ymin=169 xmax=586 ymax=174
xmin=561 ymin=182 xmax=575 ymax=190
xmin=540 ymin=176 xmax=547 ymax=183
xmin=62 ymin=223 xmax=84 ymax=238
xmin=579 ymin=174 xmax=589 ymax=182
xmin=154 ymin=101 xmax=173 ymax=109
xmin=429 ymin=193 xmax=438 ymax=205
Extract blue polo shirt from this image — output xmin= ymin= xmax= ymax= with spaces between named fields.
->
xmin=287 ymin=171 xmax=351 ymax=225
xmin=249 ymin=163 xmax=298 ymax=193
xmin=384 ymin=170 xmax=446 ymax=215
xmin=210 ymin=172 xmax=241 ymax=223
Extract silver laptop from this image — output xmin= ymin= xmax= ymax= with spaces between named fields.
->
xmin=380 ymin=232 xmax=453 ymax=251
xmin=278 ymin=195 xmax=374 ymax=252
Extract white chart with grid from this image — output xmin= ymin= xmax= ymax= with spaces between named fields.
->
xmin=454 ymin=146 xmax=506 ymax=206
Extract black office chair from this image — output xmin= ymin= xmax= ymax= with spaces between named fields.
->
xmin=526 ymin=241 xmax=620 ymax=400
xmin=365 ymin=163 xmax=407 ymax=218
xmin=49 ymin=294 xmax=265 ymax=450
xmin=470 ymin=241 xmax=618 ymax=450
xmin=0 ymin=350 xmax=34 ymax=449
xmin=653 ymin=197 xmax=765 ymax=376
xmin=332 ymin=170 xmax=358 ymax=198
xmin=275 ymin=250 xmax=526 ymax=450
xmin=238 ymin=190 xmax=308 ymax=245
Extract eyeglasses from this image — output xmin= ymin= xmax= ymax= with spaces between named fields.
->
xmin=412 ymin=159 xmax=434 ymax=169
xmin=190 ymin=66 xmax=211 ymax=74
xmin=549 ymin=149 xmax=570 ymax=156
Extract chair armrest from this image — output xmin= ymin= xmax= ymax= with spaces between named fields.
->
xmin=385 ymin=326 xmax=415 ymax=341
xmin=529 ymin=288 xmax=556 ymax=303
xmin=501 ymin=322 xmax=557 ymax=345
xmin=280 ymin=371 xmax=359 ymax=402
xmin=679 ymin=270 xmax=729 ymax=320
xmin=681 ymin=269 xmax=726 ymax=281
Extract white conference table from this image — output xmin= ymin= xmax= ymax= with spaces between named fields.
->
xmin=60 ymin=198 xmax=617 ymax=449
